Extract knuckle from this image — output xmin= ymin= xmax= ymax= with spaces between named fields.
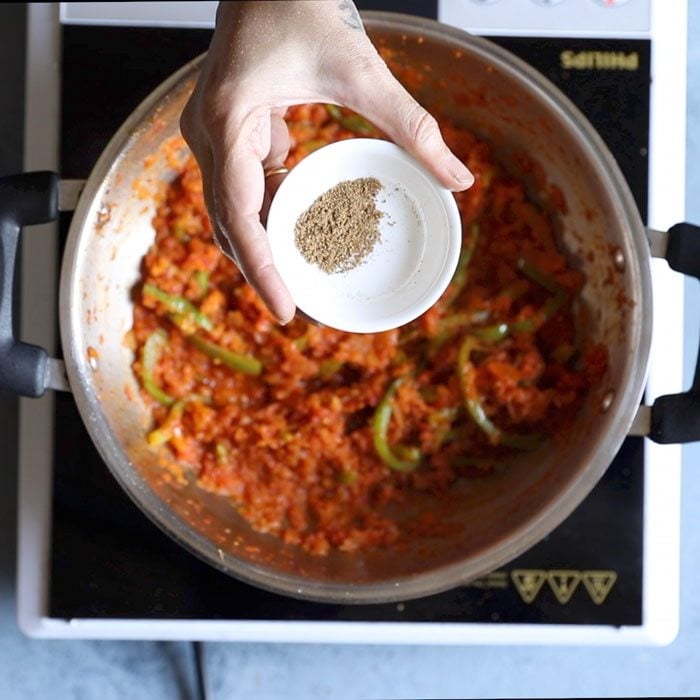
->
xmin=254 ymin=260 xmax=276 ymax=278
xmin=201 ymin=107 xmax=230 ymax=138
xmin=404 ymin=105 xmax=439 ymax=147
xmin=180 ymin=93 xmax=227 ymax=152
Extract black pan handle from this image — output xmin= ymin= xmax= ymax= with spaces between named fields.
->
xmin=0 ymin=171 xmax=59 ymax=397
xmin=647 ymin=222 xmax=700 ymax=443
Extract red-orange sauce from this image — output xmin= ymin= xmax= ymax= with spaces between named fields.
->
xmin=131 ymin=102 xmax=607 ymax=556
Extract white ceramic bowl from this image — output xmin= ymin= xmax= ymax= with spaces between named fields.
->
xmin=267 ymin=138 xmax=462 ymax=333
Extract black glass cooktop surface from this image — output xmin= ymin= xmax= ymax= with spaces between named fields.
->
xmin=50 ymin=20 xmax=650 ymax=626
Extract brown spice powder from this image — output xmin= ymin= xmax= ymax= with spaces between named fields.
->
xmin=294 ymin=177 xmax=384 ymax=274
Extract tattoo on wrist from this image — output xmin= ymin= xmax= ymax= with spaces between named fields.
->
xmin=337 ymin=0 xmax=364 ymax=31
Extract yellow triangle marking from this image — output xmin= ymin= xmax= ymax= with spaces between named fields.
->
xmin=511 ymin=569 xmax=548 ymax=604
xmin=547 ymin=570 xmax=581 ymax=604
xmin=581 ymin=570 xmax=618 ymax=605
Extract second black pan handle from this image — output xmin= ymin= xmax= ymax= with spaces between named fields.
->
xmin=645 ymin=222 xmax=700 ymax=443
xmin=0 ymin=171 xmax=59 ymax=397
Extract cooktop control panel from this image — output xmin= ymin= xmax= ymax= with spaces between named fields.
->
xmin=439 ymin=0 xmax=650 ymax=36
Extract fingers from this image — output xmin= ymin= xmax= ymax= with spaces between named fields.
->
xmin=260 ymin=169 xmax=287 ymax=227
xmin=212 ymin=146 xmax=296 ymax=324
xmin=260 ymin=113 xmax=291 ymax=224
xmin=188 ymin=109 xmax=296 ymax=325
xmin=343 ymin=58 xmax=475 ymax=192
xmin=265 ymin=112 xmax=291 ymax=169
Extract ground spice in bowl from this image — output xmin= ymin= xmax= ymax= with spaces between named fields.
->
xmin=294 ymin=177 xmax=384 ymax=273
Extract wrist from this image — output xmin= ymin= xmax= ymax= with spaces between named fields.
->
xmin=216 ymin=1 xmax=363 ymax=32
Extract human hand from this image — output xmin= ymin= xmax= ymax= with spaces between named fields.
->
xmin=180 ymin=0 xmax=475 ymax=324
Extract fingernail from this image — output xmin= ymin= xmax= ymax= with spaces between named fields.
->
xmin=276 ymin=308 xmax=298 ymax=326
xmin=447 ymin=155 xmax=474 ymax=188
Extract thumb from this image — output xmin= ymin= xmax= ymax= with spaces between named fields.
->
xmin=346 ymin=61 xmax=474 ymax=192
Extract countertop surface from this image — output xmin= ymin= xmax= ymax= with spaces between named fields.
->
xmin=2 ymin=3 xmax=700 ymax=699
